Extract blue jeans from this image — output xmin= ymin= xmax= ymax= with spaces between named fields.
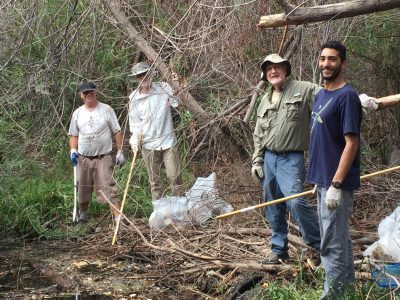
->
xmin=262 ymin=150 xmax=320 ymax=254
xmin=317 ymin=187 xmax=355 ymax=300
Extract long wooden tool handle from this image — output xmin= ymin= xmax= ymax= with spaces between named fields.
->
xmin=216 ymin=189 xmax=315 ymax=219
xmin=112 ymin=150 xmax=138 ymax=245
xmin=359 ymin=165 xmax=400 ymax=180
xmin=216 ymin=165 xmax=400 ymax=220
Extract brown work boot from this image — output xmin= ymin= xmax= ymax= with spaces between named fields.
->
xmin=261 ymin=252 xmax=290 ymax=264
xmin=310 ymin=250 xmax=321 ymax=266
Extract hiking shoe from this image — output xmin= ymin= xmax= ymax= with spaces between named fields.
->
xmin=310 ymin=251 xmax=321 ymax=266
xmin=78 ymin=211 xmax=88 ymax=223
xmin=261 ymin=252 xmax=290 ymax=264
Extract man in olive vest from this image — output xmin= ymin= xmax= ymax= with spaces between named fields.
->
xmin=252 ymin=54 xmax=321 ymax=264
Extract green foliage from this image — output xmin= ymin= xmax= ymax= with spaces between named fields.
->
xmin=206 ymin=92 xmax=221 ymax=113
xmin=115 ymin=158 xmax=153 ymax=218
xmin=256 ymin=275 xmax=392 ymax=300
xmin=0 ymin=163 xmax=70 ymax=238
xmin=171 ymin=54 xmax=191 ymax=78
xmin=175 ymin=109 xmax=192 ymax=160
xmin=0 ymin=153 xmax=158 ymax=239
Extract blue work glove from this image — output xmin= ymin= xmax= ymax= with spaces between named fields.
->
xmin=70 ymin=149 xmax=78 ymax=166
xmin=116 ymin=150 xmax=126 ymax=167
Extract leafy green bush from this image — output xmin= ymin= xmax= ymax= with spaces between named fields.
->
xmin=0 ymin=152 xmax=157 ymax=239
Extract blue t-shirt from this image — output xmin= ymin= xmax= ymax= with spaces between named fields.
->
xmin=307 ymin=84 xmax=362 ymax=190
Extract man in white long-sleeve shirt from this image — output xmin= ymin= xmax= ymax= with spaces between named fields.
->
xmin=128 ymin=62 xmax=183 ymax=200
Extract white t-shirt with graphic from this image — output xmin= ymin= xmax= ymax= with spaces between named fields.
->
xmin=68 ymin=102 xmax=121 ymax=156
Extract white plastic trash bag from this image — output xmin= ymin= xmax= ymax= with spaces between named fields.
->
xmin=363 ymin=206 xmax=400 ymax=262
xmin=149 ymin=173 xmax=233 ymax=232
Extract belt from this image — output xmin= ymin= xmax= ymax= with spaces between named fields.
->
xmin=266 ymin=149 xmax=304 ymax=155
xmin=79 ymin=152 xmax=112 ymax=160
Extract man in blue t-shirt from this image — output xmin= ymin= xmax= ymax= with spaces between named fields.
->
xmin=307 ymin=40 xmax=362 ymax=299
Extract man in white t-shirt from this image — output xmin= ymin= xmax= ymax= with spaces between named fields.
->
xmin=68 ymin=82 xmax=125 ymax=222
xmin=128 ymin=62 xmax=182 ymax=200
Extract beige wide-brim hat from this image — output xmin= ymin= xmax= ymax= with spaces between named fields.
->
xmin=260 ymin=53 xmax=291 ymax=81
xmin=129 ymin=62 xmax=151 ymax=77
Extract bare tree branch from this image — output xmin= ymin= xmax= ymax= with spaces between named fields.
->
xmin=103 ymin=0 xmax=209 ymax=121
xmin=259 ymin=0 xmax=400 ymax=29
xmin=244 ymin=81 xmax=266 ymax=123
xmin=276 ymin=0 xmax=295 ymax=13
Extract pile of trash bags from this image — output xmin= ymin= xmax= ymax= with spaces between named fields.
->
xmin=364 ymin=206 xmax=400 ymax=288
xmin=363 ymin=206 xmax=400 ymax=262
xmin=149 ymin=173 xmax=233 ymax=232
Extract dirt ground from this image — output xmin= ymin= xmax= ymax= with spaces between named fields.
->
xmin=1 ymin=162 xmax=399 ymax=300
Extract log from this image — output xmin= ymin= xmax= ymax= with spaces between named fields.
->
xmin=376 ymin=93 xmax=400 ymax=110
xmin=258 ymin=0 xmax=400 ymax=29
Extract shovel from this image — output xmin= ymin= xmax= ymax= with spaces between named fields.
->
xmin=72 ymin=165 xmax=78 ymax=223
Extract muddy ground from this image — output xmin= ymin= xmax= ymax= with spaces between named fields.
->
xmin=0 ymin=209 xmax=385 ymax=300
xmin=1 ymin=165 xmax=398 ymax=300
xmin=0 ymin=218 xmax=204 ymax=300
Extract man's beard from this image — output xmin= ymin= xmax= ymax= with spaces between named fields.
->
xmin=321 ymin=65 xmax=342 ymax=81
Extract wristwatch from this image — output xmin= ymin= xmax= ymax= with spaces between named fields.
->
xmin=331 ymin=181 xmax=342 ymax=189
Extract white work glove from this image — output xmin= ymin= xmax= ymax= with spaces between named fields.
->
xmin=116 ymin=150 xmax=126 ymax=167
xmin=359 ymin=93 xmax=378 ymax=110
xmin=251 ymin=164 xmax=264 ymax=181
xmin=131 ymin=144 xmax=139 ymax=153
xmin=325 ymin=186 xmax=342 ymax=210
xmin=130 ymin=131 xmax=143 ymax=153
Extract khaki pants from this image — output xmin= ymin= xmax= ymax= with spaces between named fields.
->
xmin=142 ymin=145 xmax=183 ymax=200
xmin=77 ymin=154 xmax=120 ymax=204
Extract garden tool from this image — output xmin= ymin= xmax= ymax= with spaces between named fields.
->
xmin=216 ymin=165 xmax=400 ymax=220
xmin=112 ymin=149 xmax=138 ymax=245
xmin=73 ymin=165 xmax=78 ymax=223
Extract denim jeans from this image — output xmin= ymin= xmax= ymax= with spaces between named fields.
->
xmin=317 ymin=187 xmax=355 ymax=300
xmin=262 ymin=150 xmax=320 ymax=254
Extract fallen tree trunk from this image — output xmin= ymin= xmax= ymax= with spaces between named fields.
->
xmin=377 ymin=93 xmax=400 ymax=110
xmin=258 ymin=0 xmax=400 ymax=29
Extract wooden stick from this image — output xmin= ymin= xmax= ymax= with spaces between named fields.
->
xmin=216 ymin=165 xmax=400 ymax=220
xmin=111 ymin=150 xmax=138 ymax=245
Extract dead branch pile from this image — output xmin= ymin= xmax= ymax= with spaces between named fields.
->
xmin=88 ymin=164 xmax=399 ymax=298
xmin=2 ymin=167 xmax=397 ymax=299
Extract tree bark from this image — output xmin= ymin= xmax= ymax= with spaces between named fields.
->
xmin=244 ymin=81 xmax=266 ymax=123
xmin=259 ymin=0 xmax=400 ymax=29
